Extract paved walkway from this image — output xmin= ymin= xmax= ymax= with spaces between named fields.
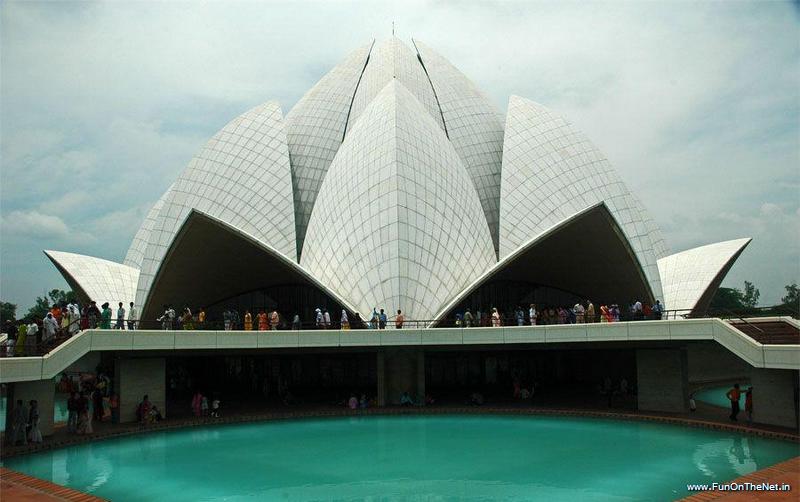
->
xmin=0 ymin=468 xmax=105 ymax=501
xmin=681 ymin=457 xmax=799 ymax=501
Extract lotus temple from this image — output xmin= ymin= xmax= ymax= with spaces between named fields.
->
xmin=2 ymin=37 xmax=798 ymax=501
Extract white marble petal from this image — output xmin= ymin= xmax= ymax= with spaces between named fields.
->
xmin=45 ymin=250 xmax=139 ymax=306
xmin=658 ymin=238 xmax=752 ymax=313
xmin=302 ymin=81 xmax=496 ymax=321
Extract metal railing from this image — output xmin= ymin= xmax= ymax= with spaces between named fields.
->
xmin=0 ymin=309 xmax=697 ymax=358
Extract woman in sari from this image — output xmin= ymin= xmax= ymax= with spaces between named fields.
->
xmin=257 ymin=310 xmax=268 ymax=331
xmin=600 ymin=305 xmax=613 ymax=323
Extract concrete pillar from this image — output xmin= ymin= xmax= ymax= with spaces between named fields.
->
xmin=637 ymin=348 xmax=689 ymax=413
xmin=382 ymin=348 xmax=424 ymax=405
xmin=376 ymin=351 xmax=386 ymax=407
xmin=115 ymin=357 xmax=166 ymax=423
xmin=750 ymin=368 xmax=799 ymax=431
xmin=13 ymin=379 xmax=56 ymax=436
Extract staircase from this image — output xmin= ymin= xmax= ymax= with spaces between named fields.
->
xmin=728 ymin=319 xmax=800 ymax=345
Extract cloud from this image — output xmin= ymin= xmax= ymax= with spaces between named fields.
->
xmin=1 ymin=0 xmax=798 ymax=308
xmin=1 ymin=210 xmax=70 ymax=238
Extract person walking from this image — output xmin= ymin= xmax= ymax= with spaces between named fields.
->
xmin=395 ymin=309 xmax=404 ymax=329
xmin=652 ymin=300 xmax=664 ymax=320
xmin=378 ymin=309 xmax=387 ymax=329
xmin=127 ymin=302 xmax=138 ymax=330
xmin=100 ymin=303 xmax=112 ymax=329
xmin=726 ymin=383 xmax=742 ymax=421
xmin=43 ymin=312 xmax=59 ymax=344
xmin=115 ymin=302 xmax=126 ymax=329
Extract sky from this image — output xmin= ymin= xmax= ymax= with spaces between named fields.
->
xmin=1 ymin=0 xmax=798 ymax=311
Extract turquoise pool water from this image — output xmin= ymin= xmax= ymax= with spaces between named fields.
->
xmin=4 ymin=415 xmax=797 ymax=501
xmin=0 ymin=396 xmax=69 ymax=431
xmin=694 ymin=385 xmax=743 ymax=409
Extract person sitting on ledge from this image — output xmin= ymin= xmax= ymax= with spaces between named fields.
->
xmin=400 ymin=391 xmax=414 ymax=406
xmin=138 ymin=394 xmax=152 ymax=424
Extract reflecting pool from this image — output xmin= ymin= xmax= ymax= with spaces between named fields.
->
xmin=4 ymin=415 xmax=797 ymax=501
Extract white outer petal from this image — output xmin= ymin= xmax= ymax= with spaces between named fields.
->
xmin=285 ymin=41 xmax=373 ymax=255
xmin=499 ymin=95 xmax=664 ymax=300
xmin=658 ymin=238 xmax=752 ymax=312
xmin=135 ymin=101 xmax=296 ymax=307
xmin=123 ymin=186 xmax=171 ymax=268
xmin=302 ymin=80 xmax=496 ymax=321
xmin=413 ymin=40 xmax=504 ymax=254
xmin=45 ymin=250 xmax=139 ymax=306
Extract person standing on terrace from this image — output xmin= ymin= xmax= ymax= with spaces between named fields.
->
xmin=115 ymin=302 xmax=126 ymax=329
xmin=257 ymin=310 xmax=268 ymax=331
xmin=341 ymin=310 xmax=350 ymax=329
xmin=463 ymin=309 xmax=473 ymax=327
xmin=43 ymin=312 xmax=59 ymax=342
xmin=127 ymin=302 xmax=138 ymax=330
xmin=244 ymin=310 xmax=253 ymax=331
xmin=271 ymin=309 xmax=281 ymax=330
xmin=491 ymin=308 xmax=501 ymax=327
xmin=395 ymin=309 xmax=404 ymax=329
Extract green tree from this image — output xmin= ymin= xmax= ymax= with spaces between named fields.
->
xmin=781 ymin=283 xmax=799 ymax=308
xmin=0 ymin=301 xmax=17 ymax=323
xmin=741 ymin=280 xmax=760 ymax=308
xmin=25 ymin=289 xmax=77 ymax=321
xmin=710 ymin=287 xmax=745 ymax=310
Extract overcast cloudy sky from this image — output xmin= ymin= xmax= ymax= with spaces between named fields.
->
xmin=1 ymin=0 xmax=798 ymax=310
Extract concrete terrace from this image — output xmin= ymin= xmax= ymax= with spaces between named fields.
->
xmin=1 ymin=317 xmax=799 ymax=384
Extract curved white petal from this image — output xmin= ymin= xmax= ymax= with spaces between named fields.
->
xmin=658 ymin=238 xmax=752 ymax=313
xmin=45 ymin=250 xmax=139 ymax=306
xmin=345 ymin=37 xmax=445 ymax=135
xmin=285 ymin=41 xmax=374 ymax=255
xmin=140 ymin=210 xmax=361 ymax=321
xmin=123 ymin=186 xmax=171 ymax=268
xmin=302 ymin=81 xmax=496 ymax=321
xmin=413 ymin=40 xmax=504 ymax=254
xmin=500 ymin=95 xmax=664 ymax=299
xmin=430 ymin=203 xmax=654 ymax=325
xmin=135 ymin=101 xmax=296 ymax=307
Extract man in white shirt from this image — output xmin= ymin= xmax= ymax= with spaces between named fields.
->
xmin=127 ymin=302 xmax=138 ymax=330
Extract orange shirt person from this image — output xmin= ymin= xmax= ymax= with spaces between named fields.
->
xmin=395 ymin=309 xmax=404 ymax=329
xmin=726 ymin=383 xmax=742 ymax=421
xmin=257 ymin=311 xmax=268 ymax=331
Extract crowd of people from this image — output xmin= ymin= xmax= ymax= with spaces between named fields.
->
xmin=6 ymin=399 xmax=43 ymax=445
xmin=1 ymin=298 xmax=667 ymax=354
xmin=453 ymin=299 xmax=665 ymax=327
